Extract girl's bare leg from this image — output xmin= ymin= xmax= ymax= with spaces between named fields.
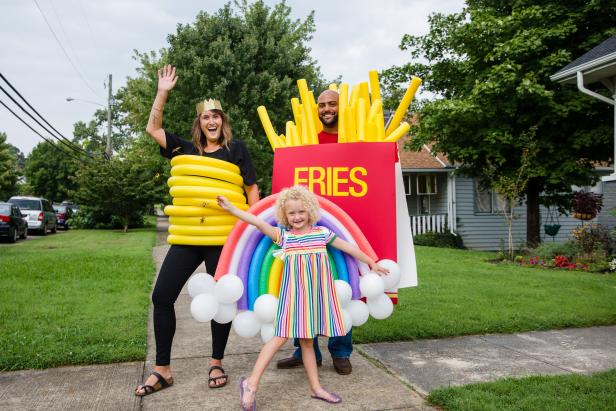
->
xmin=241 ymin=336 xmax=288 ymax=407
xmin=298 ymin=338 xmax=339 ymax=401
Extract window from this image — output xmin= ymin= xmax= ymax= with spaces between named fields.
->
xmin=417 ymin=175 xmax=437 ymax=195
xmin=403 ymin=174 xmax=412 ymax=196
xmin=474 ymin=179 xmax=510 ymax=214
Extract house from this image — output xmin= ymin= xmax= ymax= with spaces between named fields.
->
xmin=398 ymin=137 xmax=612 ymax=251
xmin=551 ymin=35 xmax=616 ymax=233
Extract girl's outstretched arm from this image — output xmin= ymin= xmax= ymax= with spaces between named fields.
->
xmin=330 ymin=237 xmax=389 ymax=275
xmin=217 ymin=196 xmax=278 ymax=241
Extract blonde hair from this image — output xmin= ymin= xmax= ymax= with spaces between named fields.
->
xmin=191 ymin=109 xmax=233 ymax=154
xmin=275 ymin=185 xmax=320 ymax=229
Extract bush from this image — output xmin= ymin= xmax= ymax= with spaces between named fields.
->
xmin=532 ymin=241 xmax=576 ymax=260
xmin=570 ymin=223 xmax=614 ymax=257
xmin=414 ymin=232 xmax=463 ymax=249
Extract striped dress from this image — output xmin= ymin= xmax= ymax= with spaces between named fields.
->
xmin=273 ymin=226 xmax=346 ymax=338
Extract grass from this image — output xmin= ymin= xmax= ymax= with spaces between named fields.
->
xmin=427 ymin=369 xmax=616 ymax=411
xmin=353 ymin=246 xmax=616 ymax=343
xmin=0 ymin=228 xmax=156 ymax=371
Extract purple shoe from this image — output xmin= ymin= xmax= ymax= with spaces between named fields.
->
xmin=311 ymin=390 xmax=342 ymax=404
xmin=239 ymin=376 xmax=257 ymax=411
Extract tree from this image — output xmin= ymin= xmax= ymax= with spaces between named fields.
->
xmin=121 ymin=0 xmax=324 ymax=194
xmin=24 ymin=141 xmax=80 ymax=202
xmin=383 ymin=0 xmax=616 ymax=246
xmin=71 ymin=93 xmax=132 ymax=155
xmin=485 ymin=131 xmax=537 ymax=259
xmin=0 ymin=132 xmax=19 ymax=200
xmin=72 ymin=156 xmax=163 ymax=232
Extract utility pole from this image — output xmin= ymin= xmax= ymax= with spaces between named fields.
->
xmin=106 ymin=74 xmax=112 ymax=158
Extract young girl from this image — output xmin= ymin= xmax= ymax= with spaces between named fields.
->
xmin=216 ymin=185 xmax=388 ymax=410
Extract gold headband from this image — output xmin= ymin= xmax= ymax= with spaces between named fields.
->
xmin=196 ymin=98 xmax=223 ymax=114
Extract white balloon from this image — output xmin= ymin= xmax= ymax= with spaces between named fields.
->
xmin=213 ymin=302 xmax=237 ymax=324
xmin=232 ymin=310 xmax=261 ymax=338
xmin=253 ymin=294 xmax=279 ymax=323
xmin=348 ymin=299 xmax=370 ymax=326
xmin=340 ymin=308 xmax=353 ymax=333
xmin=334 ymin=280 xmax=352 ymax=308
xmin=367 ymin=294 xmax=394 ymax=320
xmin=187 ymin=272 xmax=215 ymax=298
xmin=190 ymin=293 xmax=219 ymax=322
xmin=378 ymin=259 xmax=401 ymax=290
xmin=359 ymin=273 xmax=384 ymax=299
xmin=260 ymin=323 xmax=276 ymax=343
xmin=215 ymin=274 xmax=244 ymax=304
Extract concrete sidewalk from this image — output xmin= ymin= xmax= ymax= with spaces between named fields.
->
xmin=2 ymin=216 xmax=616 ymax=410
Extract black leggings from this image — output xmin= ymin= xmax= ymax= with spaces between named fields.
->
xmin=152 ymin=244 xmax=230 ymax=365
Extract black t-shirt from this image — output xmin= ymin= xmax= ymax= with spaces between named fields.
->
xmin=160 ymin=131 xmax=257 ymax=186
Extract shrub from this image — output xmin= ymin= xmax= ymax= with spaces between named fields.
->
xmin=532 ymin=241 xmax=576 ymax=260
xmin=570 ymin=223 xmax=614 ymax=257
xmin=414 ymin=232 xmax=463 ymax=249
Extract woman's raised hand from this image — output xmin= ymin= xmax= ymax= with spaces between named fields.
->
xmin=157 ymin=64 xmax=178 ymax=92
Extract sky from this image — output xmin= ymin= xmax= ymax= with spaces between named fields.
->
xmin=1 ymin=0 xmax=465 ymax=155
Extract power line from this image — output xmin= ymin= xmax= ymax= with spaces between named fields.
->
xmin=0 ymin=98 xmax=92 ymax=163
xmin=0 ymin=82 xmax=92 ymax=158
xmin=33 ymin=0 xmax=103 ymax=100
xmin=0 ymin=72 xmax=91 ymax=157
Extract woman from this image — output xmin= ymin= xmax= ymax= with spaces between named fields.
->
xmin=135 ymin=65 xmax=259 ymax=396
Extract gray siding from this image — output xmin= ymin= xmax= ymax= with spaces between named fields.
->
xmin=405 ymin=172 xmax=448 ymax=216
xmin=455 ymin=177 xmax=527 ymax=250
xmin=597 ymin=180 xmax=616 ymax=231
xmin=455 ymin=177 xmax=598 ymax=250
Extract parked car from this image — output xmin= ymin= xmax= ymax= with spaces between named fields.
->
xmin=53 ymin=204 xmax=73 ymax=229
xmin=61 ymin=201 xmax=80 ymax=214
xmin=7 ymin=196 xmax=57 ymax=235
xmin=0 ymin=202 xmax=28 ymax=242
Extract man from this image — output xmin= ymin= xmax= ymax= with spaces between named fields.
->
xmin=276 ymin=89 xmax=354 ymax=375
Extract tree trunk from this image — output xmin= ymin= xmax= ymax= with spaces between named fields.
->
xmin=526 ymin=178 xmax=541 ymax=248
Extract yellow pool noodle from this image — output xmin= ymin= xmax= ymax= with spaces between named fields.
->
xmin=376 ymin=109 xmax=386 ymax=141
xmin=368 ymin=70 xmax=381 ymax=104
xmin=329 ymin=83 xmax=338 ymax=91
xmin=383 ymin=121 xmax=411 ymax=142
xmin=357 ymin=98 xmax=367 ymax=142
xmin=338 ymin=83 xmax=349 ymax=143
xmin=309 ymin=91 xmax=323 ymax=134
xmin=257 ymin=106 xmax=280 ymax=150
xmin=345 ymin=103 xmax=357 ymax=142
xmin=386 ymin=77 xmax=422 ymax=136
xmin=359 ymin=82 xmax=370 ymax=116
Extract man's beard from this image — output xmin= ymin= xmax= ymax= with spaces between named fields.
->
xmin=319 ymin=113 xmax=338 ymax=127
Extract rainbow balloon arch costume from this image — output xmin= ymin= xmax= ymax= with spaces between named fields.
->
xmin=165 ymin=70 xmax=420 ymax=341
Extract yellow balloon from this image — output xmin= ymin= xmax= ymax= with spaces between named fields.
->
xmin=170 ymin=164 xmax=244 ymax=187
xmin=169 ymin=215 xmax=238 ymax=226
xmin=173 ymin=197 xmax=249 ymax=211
xmin=169 ymin=186 xmax=246 ymax=204
xmin=170 ymin=154 xmax=240 ymax=175
xmin=167 ymin=234 xmax=227 ymax=246
xmin=163 ymin=205 xmax=229 ymax=217
xmin=168 ymin=224 xmax=234 ymax=236
xmin=167 ymin=175 xmax=244 ymax=194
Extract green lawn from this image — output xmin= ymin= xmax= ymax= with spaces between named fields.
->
xmin=428 ymin=369 xmax=616 ymax=411
xmin=354 ymin=246 xmax=616 ymax=343
xmin=0 ymin=228 xmax=156 ymax=371
xmin=2 ymin=240 xmax=615 ymax=372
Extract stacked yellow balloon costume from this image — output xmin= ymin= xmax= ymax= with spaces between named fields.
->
xmin=163 ymin=154 xmax=249 ymax=246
